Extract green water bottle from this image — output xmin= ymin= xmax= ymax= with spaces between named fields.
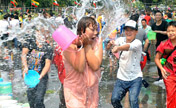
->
xmin=160 ymin=58 xmax=166 ymax=65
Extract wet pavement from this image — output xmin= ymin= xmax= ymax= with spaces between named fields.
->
xmin=0 ymin=43 xmax=167 ymax=108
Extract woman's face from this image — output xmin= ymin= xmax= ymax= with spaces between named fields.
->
xmin=84 ymin=24 xmax=98 ymax=40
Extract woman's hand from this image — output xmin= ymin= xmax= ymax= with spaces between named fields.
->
xmin=161 ymin=67 xmax=170 ymax=79
xmin=72 ymin=37 xmax=82 ymax=47
xmin=81 ymin=33 xmax=93 ymax=46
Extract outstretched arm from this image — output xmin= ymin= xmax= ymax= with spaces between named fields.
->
xmin=112 ymin=44 xmax=130 ymax=53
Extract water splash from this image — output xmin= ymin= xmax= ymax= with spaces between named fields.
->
xmin=98 ymin=0 xmax=132 ymax=39
xmin=64 ymin=0 xmax=131 ymax=39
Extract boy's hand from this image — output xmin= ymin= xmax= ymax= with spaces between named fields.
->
xmin=23 ymin=67 xmax=28 ymax=79
xmin=161 ymin=67 xmax=170 ymax=79
xmin=110 ymin=40 xmax=115 ymax=45
xmin=112 ymin=46 xmax=118 ymax=53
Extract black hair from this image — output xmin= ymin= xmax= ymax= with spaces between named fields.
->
xmin=155 ymin=10 xmax=163 ymax=16
xmin=90 ymin=13 xmax=96 ymax=18
xmin=50 ymin=12 xmax=54 ymax=17
xmin=14 ymin=15 xmax=18 ymax=19
xmin=15 ymin=11 xmax=18 ymax=16
xmin=77 ymin=17 xmax=97 ymax=36
xmin=167 ymin=13 xmax=172 ymax=18
xmin=3 ymin=14 xmax=8 ymax=19
xmin=167 ymin=21 xmax=176 ymax=28
xmin=130 ymin=14 xmax=139 ymax=22
xmin=11 ymin=14 xmax=14 ymax=18
xmin=141 ymin=19 xmax=147 ymax=22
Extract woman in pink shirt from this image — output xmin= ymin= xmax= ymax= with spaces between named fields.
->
xmin=63 ymin=17 xmax=103 ymax=108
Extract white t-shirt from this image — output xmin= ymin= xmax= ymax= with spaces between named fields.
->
xmin=0 ymin=20 xmax=9 ymax=33
xmin=115 ymin=37 xmax=143 ymax=81
xmin=10 ymin=19 xmax=20 ymax=29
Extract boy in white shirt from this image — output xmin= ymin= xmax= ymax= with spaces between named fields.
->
xmin=111 ymin=20 xmax=142 ymax=108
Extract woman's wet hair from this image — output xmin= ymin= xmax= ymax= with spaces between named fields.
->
xmin=77 ymin=17 xmax=97 ymax=36
xmin=167 ymin=21 xmax=176 ymax=28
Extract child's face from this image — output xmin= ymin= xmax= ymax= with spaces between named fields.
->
xmin=167 ymin=26 xmax=176 ymax=40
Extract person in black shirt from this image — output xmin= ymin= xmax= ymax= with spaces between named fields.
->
xmin=152 ymin=10 xmax=168 ymax=81
xmin=21 ymin=31 xmax=53 ymax=108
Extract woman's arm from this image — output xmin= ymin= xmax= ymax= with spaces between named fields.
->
xmin=21 ymin=48 xmax=29 ymax=78
xmin=39 ymin=59 xmax=51 ymax=80
xmin=63 ymin=44 xmax=86 ymax=73
xmin=85 ymin=39 xmax=103 ymax=71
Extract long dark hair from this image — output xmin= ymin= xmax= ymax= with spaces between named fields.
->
xmin=77 ymin=17 xmax=97 ymax=36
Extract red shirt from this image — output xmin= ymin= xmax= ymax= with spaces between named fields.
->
xmin=144 ymin=15 xmax=151 ymax=25
xmin=53 ymin=46 xmax=65 ymax=84
xmin=156 ymin=39 xmax=176 ymax=75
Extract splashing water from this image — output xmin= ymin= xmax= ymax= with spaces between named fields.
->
xmin=97 ymin=0 xmax=132 ymax=39
xmin=64 ymin=0 xmax=131 ymax=39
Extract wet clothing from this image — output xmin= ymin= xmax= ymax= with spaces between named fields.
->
xmin=111 ymin=77 xmax=142 ymax=108
xmin=156 ymin=39 xmax=176 ymax=108
xmin=114 ymin=37 xmax=143 ymax=81
xmin=27 ymin=78 xmax=48 ymax=108
xmin=53 ymin=46 xmax=65 ymax=84
xmin=23 ymin=39 xmax=53 ymax=108
xmin=53 ymin=46 xmax=66 ymax=107
xmin=63 ymin=38 xmax=101 ymax=108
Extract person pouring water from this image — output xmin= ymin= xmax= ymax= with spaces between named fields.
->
xmin=111 ymin=20 xmax=143 ymax=108
xmin=21 ymin=30 xmax=53 ymax=108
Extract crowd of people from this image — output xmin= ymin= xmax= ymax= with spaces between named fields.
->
xmin=0 ymin=7 xmax=176 ymax=108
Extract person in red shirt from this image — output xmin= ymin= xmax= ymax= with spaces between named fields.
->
xmin=53 ymin=46 xmax=66 ymax=108
xmin=155 ymin=21 xmax=176 ymax=108
xmin=144 ymin=10 xmax=151 ymax=25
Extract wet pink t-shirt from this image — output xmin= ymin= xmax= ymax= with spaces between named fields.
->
xmin=63 ymin=39 xmax=101 ymax=108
